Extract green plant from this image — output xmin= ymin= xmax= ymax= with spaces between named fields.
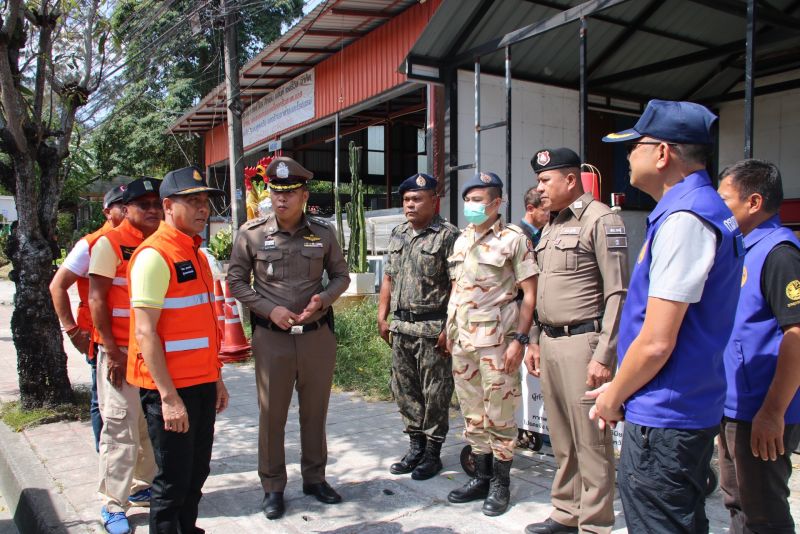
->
xmin=0 ymin=386 xmax=92 ymax=432
xmin=333 ymin=298 xmax=392 ymax=399
xmin=345 ymin=141 xmax=368 ymax=273
xmin=208 ymin=226 xmax=233 ymax=261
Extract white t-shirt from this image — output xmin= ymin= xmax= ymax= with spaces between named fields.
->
xmin=62 ymin=239 xmax=90 ymax=277
xmin=649 ymin=211 xmax=717 ymax=304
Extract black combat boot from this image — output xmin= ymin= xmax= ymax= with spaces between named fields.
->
xmin=411 ymin=439 xmax=443 ymax=480
xmin=390 ymin=433 xmax=427 ymax=475
xmin=482 ymin=458 xmax=512 ymax=516
xmin=447 ymin=453 xmax=492 ymax=503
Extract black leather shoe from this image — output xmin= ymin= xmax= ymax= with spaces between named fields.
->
xmin=262 ymin=492 xmax=284 ymax=520
xmin=302 ymin=481 xmax=342 ymax=504
xmin=524 ymin=518 xmax=579 ymax=534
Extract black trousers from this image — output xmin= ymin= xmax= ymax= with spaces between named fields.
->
xmin=719 ymin=417 xmax=800 ymax=534
xmin=618 ymin=422 xmax=718 ymax=534
xmin=141 ymin=382 xmax=217 ymax=534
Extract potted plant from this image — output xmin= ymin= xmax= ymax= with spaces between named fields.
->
xmin=208 ymin=225 xmax=233 ymax=276
xmin=344 ymin=141 xmax=375 ymax=294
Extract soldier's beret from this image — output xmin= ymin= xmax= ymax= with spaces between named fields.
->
xmin=267 ymin=157 xmax=313 ymax=192
xmin=531 ymin=147 xmax=581 ymax=174
xmin=398 ymin=173 xmax=437 ymax=195
xmin=461 ymin=171 xmax=503 ymax=199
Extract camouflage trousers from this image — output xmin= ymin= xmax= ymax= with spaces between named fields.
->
xmin=391 ymin=332 xmax=455 ymax=443
xmin=451 ymin=341 xmax=521 ymax=461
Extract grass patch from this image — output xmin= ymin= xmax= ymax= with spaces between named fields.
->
xmin=334 ymin=298 xmax=392 ymax=400
xmin=0 ymin=386 xmax=92 ymax=432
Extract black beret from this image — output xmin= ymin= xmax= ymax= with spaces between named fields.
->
xmin=461 ymin=171 xmax=503 ymax=198
xmin=531 ymin=147 xmax=581 ymax=174
xmin=398 ymin=173 xmax=437 ymax=195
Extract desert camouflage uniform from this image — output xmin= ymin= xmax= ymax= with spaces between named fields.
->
xmin=446 ymin=217 xmax=538 ymax=461
xmin=385 ymin=214 xmax=459 ymax=442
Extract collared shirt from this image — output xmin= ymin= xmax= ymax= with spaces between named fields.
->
xmin=227 ymin=213 xmax=350 ymax=323
xmin=519 ymin=219 xmax=542 ymax=247
xmin=446 ymin=217 xmax=537 ymax=350
xmin=534 ymin=192 xmax=629 ymax=366
xmin=384 ymin=214 xmax=459 ymax=337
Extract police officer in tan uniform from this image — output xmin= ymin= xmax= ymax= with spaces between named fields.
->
xmin=227 ymin=157 xmax=350 ymax=520
xmin=524 ymin=148 xmax=629 ymax=534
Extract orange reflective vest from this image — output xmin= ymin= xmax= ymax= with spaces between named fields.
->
xmin=75 ymin=222 xmax=114 ymax=333
xmin=127 ymin=222 xmax=221 ymax=390
xmin=93 ymin=219 xmax=145 ymax=347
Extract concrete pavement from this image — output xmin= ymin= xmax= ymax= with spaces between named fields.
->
xmin=0 ymin=280 xmax=797 ymax=533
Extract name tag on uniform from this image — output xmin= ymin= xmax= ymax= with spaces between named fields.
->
xmin=261 ymin=239 xmax=276 ymax=250
xmin=174 ymin=260 xmax=197 ymax=283
xmin=120 ymin=245 xmax=137 ymax=260
xmin=605 ymin=225 xmax=625 ymax=235
xmin=607 ymin=236 xmax=628 ymax=249
xmin=560 ymin=227 xmax=580 ymax=235
xmin=304 ymin=242 xmax=323 ymax=248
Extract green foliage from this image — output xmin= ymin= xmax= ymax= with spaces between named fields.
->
xmin=345 ymin=141 xmax=368 ymax=273
xmin=0 ymin=386 xmax=92 ymax=432
xmin=208 ymin=226 xmax=233 ymax=261
xmin=56 ymin=212 xmax=75 ymax=250
xmin=333 ymin=299 xmax=392 ymax=400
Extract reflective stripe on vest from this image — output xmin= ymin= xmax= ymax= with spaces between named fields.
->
xmin=113 ymin=277 xmax=128 ymax=286
xmin=162 ymin=292 xmax=210 ymax=309
xmin=100 ymin=219 xmax=145 ymax=346
xmin=112 ymin=308 xmax=130 ymax=318
xmin=165 ymin=337 xmax=209 ymax=352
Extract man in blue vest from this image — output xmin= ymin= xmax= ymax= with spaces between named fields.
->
xmin=589 ymin=99 xmax=744 ymax=533
xmin=716 ymin=159 xmax=800 ymax=534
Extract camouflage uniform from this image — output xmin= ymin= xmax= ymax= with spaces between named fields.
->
xmin=446 ymin=218 xmax=538 ymax=461
xmin=385 ymin=214 xmax=459 ymax=442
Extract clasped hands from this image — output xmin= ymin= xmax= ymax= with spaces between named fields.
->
xmin=269 ymin=294 xmax=323 ymax=330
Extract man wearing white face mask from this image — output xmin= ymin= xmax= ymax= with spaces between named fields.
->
xmin=445 ymin=171 xmax=538 ymax=516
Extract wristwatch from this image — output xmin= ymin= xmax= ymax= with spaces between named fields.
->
xmin=511 ymin=332 xmax=530 ymax=345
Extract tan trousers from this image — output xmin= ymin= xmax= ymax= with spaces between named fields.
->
xmin=253 ymin=324 xmax=336 ymax=493
xmin=539 ymin=331 xmax=615 ymax=534
xmin=96 ymin=346 xmax=156 ymax=512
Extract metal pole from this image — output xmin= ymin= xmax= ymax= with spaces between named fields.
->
xmin=744 ymin=0 xmax=756 ymax=158
xmin=222 ymin=0 xmax=246 ymax=234
xmin=579 ymin=17 xmax=588 ymax=162
xmin=505 ymin=46 xmax=512 ymax=222
xmin=334 ymin=112 xmax=340 ymax=193
xmin=475 ymin=60 xmax=481 ymax=172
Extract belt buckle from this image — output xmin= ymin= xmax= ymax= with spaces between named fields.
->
xmin=290 ymin=325 xmax=304 ymax=335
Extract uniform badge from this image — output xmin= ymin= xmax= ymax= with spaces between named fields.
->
xmin=303 ymin=235 xmax=321 ymax=241
xmin=144 ymin=181 xmax=153 ymax=191
xmin=572 ymin=200 xmax=583 ymax=209
xmin=637 ymin=239 xmax=649 ymax=264
xmin=416 ymin=175 xmax=427 ymax=187
xmin=276 ymin=162 xmax=289 ymax=178
xmin=536 ymin=151 xmax=550 ymax=167
xmin=786 ymin=280 xmax=800 ymax=301
xmin=741 ymin=266 xmax=748 ymax=287
xmin=480 ymin=173 xmax=492 ymax=184
xmin=304 ymin=242 xmax=323 ymax=248
xmin=192 ymin=169 xmax=203 ymax=182
xmin=174 ymin=260 xmax=197 ymax=283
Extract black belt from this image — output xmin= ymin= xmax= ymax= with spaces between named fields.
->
xmin=394 ymin=310 xmax=447 ymax=322
xmin=540 ymin=318 xmax=601 ymax=338
xmin=253 ymin=314 xmax=326 ymax=335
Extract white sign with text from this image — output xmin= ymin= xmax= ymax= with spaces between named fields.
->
xmin=242 ymin=69 xmax=315 ymax=148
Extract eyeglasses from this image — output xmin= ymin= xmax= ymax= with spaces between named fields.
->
xmin=626 ymin=141 xmax=676 ymax=155
xmin=129 ymin=200 xmax=163 ymax=211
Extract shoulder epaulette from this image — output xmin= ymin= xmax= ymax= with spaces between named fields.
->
xmin=308 ymin=216 xmax=333 ymax=230
xmin=240 ymin=216 xmax=268 ymax=230
xmin=505 ymin=223 xmax=524 ymax=234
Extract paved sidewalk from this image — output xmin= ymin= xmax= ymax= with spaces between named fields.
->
xmin=0 ymin=280 xmax=797 ymax=533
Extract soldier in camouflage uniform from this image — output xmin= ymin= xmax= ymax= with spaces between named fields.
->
xmin=446 ymin=172 xmax=538 ymax=517
xmin=378 ymin=173 xmax=459 ymax=481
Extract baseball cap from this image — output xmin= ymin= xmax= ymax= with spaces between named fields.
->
xmin=602 ymin=99 xmax=718 ymax=145
xmin=122 ymin=177 xmax=162 ymax=203
xmin=103 ymin=183 xmax=127 ymax=209
xmin=159 ymin=166 xmax=225 ymax=198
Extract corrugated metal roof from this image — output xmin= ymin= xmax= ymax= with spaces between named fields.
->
xmin=170 ymin=0 xmax=419 ymax=134
xmin=405 ymin=0 xmax=800 ymax=105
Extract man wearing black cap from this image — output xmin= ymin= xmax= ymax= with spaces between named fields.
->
xmin=127 ymin=166 xmax=230 ymax=533
xmin=524 ymin=148 xmax=628 ymax=534
xmin=377 ymin=173 xmax=459 ymax=481
xmin=50 ymin=183 xmax=127 ymax=452
xmin=227 ymin=156 xmax=350 ymax=520
xmin=89 ymin=177 xmax=162 ymax=534
xmin=589 ymin=100 xmax=744 ymax=533
xmin=445 ymin=172 xmax=537 ymax=516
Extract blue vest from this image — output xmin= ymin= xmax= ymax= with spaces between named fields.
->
xmin=724 ymin=215 xmax=800 ymax=423
xmin=618 ymin=171 xmax=744 ymax=429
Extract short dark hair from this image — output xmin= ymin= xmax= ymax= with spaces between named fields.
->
xmin=720 ymin=159 xmax=783 ymax=213
xmin=524 ymin=187 xmax=542 ymax=208
xmin=485 ymin=186 xmax=502 ymax=200
xmin=671 ymin=143 xmax=712 ymax=166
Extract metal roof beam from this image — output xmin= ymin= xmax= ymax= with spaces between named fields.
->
xmin=587 ymin=0 xmax=661 ymax=77
xmin=521 ymin=0 xmax=715 ymax=48
xmin=447 ymin=0 xmax=633 ymax=66
xmin=443 ymin=0 xmax=495 ymax=59
xmin=241 ymin=73 xmax=293 ymax=79
xmin=304 ymin=29 xmax=363 ymax=38
xmin=688 ymin=0 xmax=800 ymax=31
xmin=699 ymin=77 xmax=800 ymax=104
xmin=279 ymin=46 xmax=337 ymax=54
xmin=259 ymin=61 xmax=314 ymax=67
xmin=329 ymin=8 xmax=391 ymax=18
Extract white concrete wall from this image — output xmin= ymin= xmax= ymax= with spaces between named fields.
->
xmin=449 ymin=70 xmax=579 ymax=227
xmin=718 ymin=71 xmax=800 ymax=199
xmin=0 ymin=196 xmax=17 ymax=223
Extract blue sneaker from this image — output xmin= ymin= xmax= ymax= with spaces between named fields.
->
xmin=100 ymin=506 xmax=130 ymax=534
xmin=128 ymin=487 xmax=151 ymax=507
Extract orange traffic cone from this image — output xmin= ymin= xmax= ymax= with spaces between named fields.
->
xmin=213 ymin=279 xmax=225 ymax=340
xmin=219 ymin=280 xmax=250 ymax=362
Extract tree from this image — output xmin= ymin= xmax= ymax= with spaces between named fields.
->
xmin=0 ymin=0 xmax=110 ymax=408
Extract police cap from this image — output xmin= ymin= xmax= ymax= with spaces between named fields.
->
xmin=267 ymin=157 xmax=313 ymax=192
xmin=160 ymin=166 xmax=225 ymax=199
xmin=602 ymin=99 xmax=717 ymax=145
xmin=531 ymin=148 xmax=581 ymax=174
xmin=461 ymin=171 xmax=503 ymax=199
xmin=398 ymin=173 xmax=437 ymax=196
xmin=123 ymin=177 xmax=162 ymax=203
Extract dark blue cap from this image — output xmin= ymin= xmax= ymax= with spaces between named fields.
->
xmin=122 ymin=177 xmax=162 ymax=203
xmin=602 ymin=99 xmax=718 ymax=145
xmin=398 ymin=173 xmax=437 ymax=195
xmin=160 ymin=166 xmax=225 ymax=199
xmin=103 ymin=183 xmax=127 ymax=208
xmin=461 ymin=172 xmax=503 ymax=198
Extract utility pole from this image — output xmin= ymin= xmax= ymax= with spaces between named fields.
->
xmin=221 ymin=0 xmax=246 ymax=233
